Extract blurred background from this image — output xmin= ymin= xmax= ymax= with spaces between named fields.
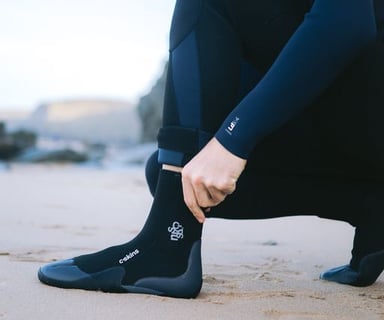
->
xmin=0 ymin=0 xmax=176 ymax=168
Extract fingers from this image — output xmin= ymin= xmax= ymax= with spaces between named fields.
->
xmin=182 ymin=176 xmax=206 ymax=224
xmin=182 ymin=175 xmax=237 ymax=224
xmin=195 ymin=184 xmax=224 ymax=208
xmin=205 ymin=187 xmax=228 ymax=205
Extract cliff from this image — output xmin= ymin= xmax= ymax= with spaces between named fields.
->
xmin=137 ymin=63 xmax=167 ymax=142
xmin=22 ymin=99 xmax=141 ymax=144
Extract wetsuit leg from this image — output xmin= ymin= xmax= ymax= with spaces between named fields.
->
xmin=156 ymin=1 xmax=384 ymax=285
xmin=158 ymin=0 xmax=256 ymax=166
xmin=215 ymin=41 xmax=384 ymax=286
xmin=319 ymin=43 xmax=384 ymax=286
xmin=153 ymin=0 xmax=370 ymax=224
xmin=209 ymin=41 xmax=384 ymax=222
xmin=148 ymin=0 xmax=384 ymax=287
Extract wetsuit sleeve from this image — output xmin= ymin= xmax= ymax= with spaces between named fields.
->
xmin=215 ymin=0 xmax=377 ymax=159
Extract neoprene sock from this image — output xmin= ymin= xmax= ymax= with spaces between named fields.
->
xmin=321 ymin=224 xmax=384 ymax=286
xmin=38 ymin=170 xmax=203 ymax=298
xmin=145 ymin=151 xmax=161 ymax=197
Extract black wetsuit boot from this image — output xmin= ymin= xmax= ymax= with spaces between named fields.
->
xmin=321 ymin=223 xmax=384 ymax=286
xmin=38 ymin=169 xmax=203 ymax=298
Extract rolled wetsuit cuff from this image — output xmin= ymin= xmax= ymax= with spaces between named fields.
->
xmin=157 ymin=126 xmax=213 ymax=166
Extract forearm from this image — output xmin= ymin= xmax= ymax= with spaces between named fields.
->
xmin=216 ymin=0 xmax=377 ymax=158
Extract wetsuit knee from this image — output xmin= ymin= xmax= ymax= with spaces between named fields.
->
xmin=169 ymin=0 xmax=202 ymax=50
xmin=145 ymin=151 xmax=161 ymax=197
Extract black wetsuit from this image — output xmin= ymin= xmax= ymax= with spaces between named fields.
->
xmin=154 ymin=0 xmax=384 ymax=226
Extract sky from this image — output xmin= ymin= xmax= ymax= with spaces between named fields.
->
xmin=0 ymin=0 xmax=176 ymax=110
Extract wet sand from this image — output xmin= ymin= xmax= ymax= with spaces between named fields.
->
xmin=0 ymin=164 xmax=383 ymax=320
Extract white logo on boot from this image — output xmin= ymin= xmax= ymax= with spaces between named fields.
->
xmin=118 ymin=249 xmax=140 ymax=264
xmin=168 ymin=221 xmax=184 ymax=241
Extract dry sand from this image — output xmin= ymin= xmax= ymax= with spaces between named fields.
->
xmin=0 ymin=164 xmax=383 ymax=320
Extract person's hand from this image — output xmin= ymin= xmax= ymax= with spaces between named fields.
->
xmin=181 ymin=138 xmax=247 ymax=223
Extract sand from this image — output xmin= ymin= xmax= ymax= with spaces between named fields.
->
xmin=0 ymin=164 xmax=383 ymax=320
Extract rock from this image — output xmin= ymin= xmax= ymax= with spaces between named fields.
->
xmin=0 ymin=122 xmax=37 ymax=160
xmin=17 ymin=148 xmax=88 ymax=163
xmin=8 ymin=130 xmax=37 ymax=149
xmin=262 ymin=240 xmax=279 ymax=246
xmin=137 ymin=63 xmax=167 ymax=142
xmin=0 ymin=142 xmax=21 ymax=160
xmin=0 ymin=122 xmax=5 ymax=138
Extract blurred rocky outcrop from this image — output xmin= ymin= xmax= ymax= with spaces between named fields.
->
xmin=17 ymin=148 xmax=88 ymax=163
xmin=0 ymin=65 xmax=170 ymax=165
xmin=137 ymin=63 xmax=167 ymax=142
xmin=21 ymin=99 xmax=141 ymax=144
xmin=0 ymin=122 xmax=37 ymax=160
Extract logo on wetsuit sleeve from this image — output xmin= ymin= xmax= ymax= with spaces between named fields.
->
xmin=168 ymin=221 xmax=184 ymax=241
xmin=225 ymin=116 xmax=240 ymax=135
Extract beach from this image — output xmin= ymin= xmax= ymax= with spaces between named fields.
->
xmin=0 ymin=164 xmax=383 ymax=320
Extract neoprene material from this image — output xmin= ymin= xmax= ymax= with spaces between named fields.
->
xmin=320 ymin=250 xmax=384 ymax=287
xmin=156 ymin=1 xmax=384 ymax=286
xmin=216 ymin=0 xmax=378 ymax=158
xmin=38 ymin=170 xmax=203 ymax=298
xmin=38 ymin=241 xmax=202 ymax=297
xmin=159 ymin=0 xmax=384 ymax=166
xmin=321 ymin=220 xmax=384 ymax=286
